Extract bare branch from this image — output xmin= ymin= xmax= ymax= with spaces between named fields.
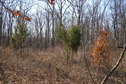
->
xmin=101 ymin=44 xmax=126 ymax=84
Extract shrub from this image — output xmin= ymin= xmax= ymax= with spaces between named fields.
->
xmin=11 ymin=22 xmax=28 ymax=50
xmin=55 ymin=24 xmax=81 ymax=68
xmin=56 ymin=24 xmax=81 ymax=52
xmin=91 ymin=30 xmax=111 ymax=71
xmin=55 ymin=24 xmax=67 ymax=44
xmin=67 ymin=25 xmax=81 ymax=52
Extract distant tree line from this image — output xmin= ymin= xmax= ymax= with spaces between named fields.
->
xmin=0 ymin=0 xmax=126 ymax=50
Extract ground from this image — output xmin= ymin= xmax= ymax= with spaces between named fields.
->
xmin=0 ymin=47 xmax=126 ymax=84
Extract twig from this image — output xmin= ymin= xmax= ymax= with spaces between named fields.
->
xmin=0 ymin=1 xmax=8 ymax=10
xmin=83 ymin=47 xmax=96 ymax=84
xmin=101 ymin=44 xmax=126 ymax=84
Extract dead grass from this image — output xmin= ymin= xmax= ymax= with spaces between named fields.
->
xmin=0 ymin=47 xmax=125 ymax=84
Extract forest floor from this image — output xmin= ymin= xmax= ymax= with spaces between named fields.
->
xmin=0 ymin=47 xmax=126 ymax=84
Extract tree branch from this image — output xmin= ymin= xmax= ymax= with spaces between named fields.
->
xmin=101 ymin=44 xmax=126 ymax=84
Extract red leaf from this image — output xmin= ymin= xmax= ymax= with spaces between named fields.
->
xmin=49 ymin=0 xmax=54 ymax=4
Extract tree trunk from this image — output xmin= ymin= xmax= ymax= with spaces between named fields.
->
xmin=0 ymin=6 xmax=2 ymax=46
xmin=51 ymin=4 xmax=55 ymax=47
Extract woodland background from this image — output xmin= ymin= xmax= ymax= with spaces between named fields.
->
xmin=0 ymin=0 xmax=126 ymax=84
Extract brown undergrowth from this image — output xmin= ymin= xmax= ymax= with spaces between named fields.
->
xmin=0 ymin=47 xmax=88 ymax=84
xmin=0 ymin=46 xmax=125 ymax=84
xmin=90 ymin=30 xmax=112 ymax=83
xmin=91 ymin=30 xmax=111 ymax=69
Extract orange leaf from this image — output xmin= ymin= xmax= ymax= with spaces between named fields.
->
xmin=23 ymin=17 xmax=31 ymax=21
xmin=14 ymin=11 xmax=22 ymax=17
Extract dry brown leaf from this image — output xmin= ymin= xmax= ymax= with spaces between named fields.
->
xmin=14 ymin=11 xmax=22 ymax=17
xmin=23 ymin=17 xmax=31 ymax=21
xmin=49 ymin=0 xmax=55 ymax=4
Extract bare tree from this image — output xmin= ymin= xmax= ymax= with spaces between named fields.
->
xmin=0 ymin=2 xmax=3 ymax=46
xmin=110 ymin=0 xmax=126 ymax=44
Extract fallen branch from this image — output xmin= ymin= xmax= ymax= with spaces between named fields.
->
xmin=101 ymin=44 xmax=126 ymax=84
